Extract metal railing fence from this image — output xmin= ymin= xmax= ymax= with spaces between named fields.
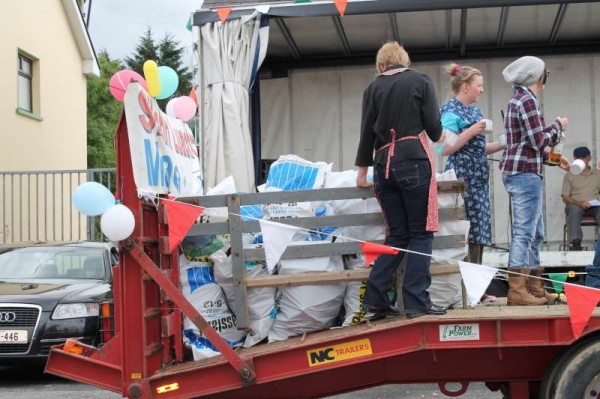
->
xmin=0 ymin=168 xmax=116 ymax=244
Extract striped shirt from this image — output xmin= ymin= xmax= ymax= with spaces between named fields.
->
xmin=499 ymin=86 xmax=562 ymax=176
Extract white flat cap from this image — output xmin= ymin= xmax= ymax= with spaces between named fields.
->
xmin=502 ymin=56 xmax=545 ymax=87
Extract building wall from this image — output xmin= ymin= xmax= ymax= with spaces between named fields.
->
xmin=0 ymin=1 xmax=89 ymax=243
xmin=260 ymin=54 xmax=600 ymax=245
xmin=0 ymin=0 xmax=87 ymax=172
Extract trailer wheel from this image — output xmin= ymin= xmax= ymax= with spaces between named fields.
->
xmin=539 ymin=335 xmax=600 ymax=399
xmin=553 ymin=341 xmax=600 ymax=398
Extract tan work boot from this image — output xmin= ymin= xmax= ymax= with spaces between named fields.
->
xmin=507 ymin=269 xmax=548 ymax=306
xmin=527 ymin=268 xmax=560 ymax=304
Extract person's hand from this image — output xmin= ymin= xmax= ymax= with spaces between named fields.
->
xmin=557 ymin=117 xmax=569 ymax=131
xmin=467 ymin=121 xmax=486 ymax=138
xmin=356 ymin=166 xmax=373 ymax=188
xmin=578 ymin=200 xmax=591 ymax=210
xmin=559 ymin=156 xmax=571 ymax=171
xmin=596 ymin=160 xmax=600 ymax=171
xmin=356 ymin=176 xmax=373 ymax=188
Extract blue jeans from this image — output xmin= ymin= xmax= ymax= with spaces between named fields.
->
xmin=364 ymin=160 xmax=434 ymax=314
xmin=502 ymin=173 xmax=544 ymax=269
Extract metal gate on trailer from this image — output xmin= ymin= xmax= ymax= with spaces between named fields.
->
xmin=0 ymin=168 xmax=116 ymax=244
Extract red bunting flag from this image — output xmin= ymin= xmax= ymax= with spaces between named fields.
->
xmin=565 ymin=284 xmax=600 ymax=339
xmin=162 ymin=200 xmax=204 ymax=253
xmin=189 ymin=87 xmax=199 ymax=107
xmin=333 ymin=0 xmax=348 ymax=16
xmin=216 ymin=7 xmax=232 ymax=23
xmin=360 ymin=242 xmax=400 ymax=268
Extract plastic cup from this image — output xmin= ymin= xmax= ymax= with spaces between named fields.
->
xmin=481 ymin=119 xmax=493 ymax=132
xmin=570 ymin=159 xmax=585 ymax=175
xmin=497 ymin=133 xmax=507 ymax=147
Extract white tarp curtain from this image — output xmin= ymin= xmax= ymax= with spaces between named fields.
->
xmin=201 ymin=12 xmax=269 ymax=193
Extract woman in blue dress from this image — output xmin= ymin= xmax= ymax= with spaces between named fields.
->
xmin=440 ymin=64 xmax=505 ymax=265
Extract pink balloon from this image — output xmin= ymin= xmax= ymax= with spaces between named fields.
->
xmin=174 ymin=96 xmax=197 ymax=121
xmin=109 ymin=70 xmax=148 ymax=102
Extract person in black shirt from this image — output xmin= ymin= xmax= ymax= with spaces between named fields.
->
xmin=355 ymin=42 xmax=446 ymax=320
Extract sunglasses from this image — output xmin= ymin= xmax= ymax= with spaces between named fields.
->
xmin=542 ymin=69 xmax=550 ymax=85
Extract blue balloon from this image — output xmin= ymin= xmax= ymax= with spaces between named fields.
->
xmin=73 ymin=182 xmax=116 ymax=216
xmin=156 ymin=66 xmax=179 ymax=100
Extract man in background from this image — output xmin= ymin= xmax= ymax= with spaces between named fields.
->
xmin=561 ymin=146 xmax=600 ymax=250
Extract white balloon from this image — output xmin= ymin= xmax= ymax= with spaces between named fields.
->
xmin=166 ymin=97 xmax=178 ymax=118
xmin=101 ymin=204 xmax=135 ymax=241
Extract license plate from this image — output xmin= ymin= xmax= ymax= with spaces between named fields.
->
xmin=0 ymin=330 xmax=28 ymax=343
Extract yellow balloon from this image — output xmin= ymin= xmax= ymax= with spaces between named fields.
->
xmin=143 ymin=60 xmax=161 ymax=97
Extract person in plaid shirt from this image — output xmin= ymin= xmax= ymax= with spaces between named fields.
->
xmin=500 ymin=56 xmax=569 ymax=306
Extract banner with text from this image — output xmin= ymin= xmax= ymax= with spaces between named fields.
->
xmin=124 ymin=83 xmax=203 ymax=196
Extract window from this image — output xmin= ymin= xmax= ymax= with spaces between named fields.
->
xmin=18 ymin=54 xmax=33 ymax=112
xmin=16 ymin=50 xmax=42 ymax=121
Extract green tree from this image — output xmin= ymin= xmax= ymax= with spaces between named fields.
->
xmin=124 ymin=27 xmax=159 ymax=76
xmin=87 ymin=50 xmax=122 ymax=168
xmin=125 ymin=27 xmax=192 ymax=102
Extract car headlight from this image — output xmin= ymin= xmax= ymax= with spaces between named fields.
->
xmin=52 ymin=303 xmax=100 ymax=320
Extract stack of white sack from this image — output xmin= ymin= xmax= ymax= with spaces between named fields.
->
xmin=179 ymin=255 xmax=246 ymax=359
xmin=427 ymin=169 xmax=470 ymax=309
xmin=261 ymin=156 xmax=345 ymax=341
xmin=268 ymin=242 xmax=346 ymax=342
xmin=211 ymin=248 xmax=278 ymax=348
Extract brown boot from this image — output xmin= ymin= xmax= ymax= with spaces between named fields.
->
xmin=507 ymin=269 xmax=548 ymax=306
xmin=527 ymin=268 xmax=560 ymax=304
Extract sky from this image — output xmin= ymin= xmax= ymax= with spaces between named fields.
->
xmin=87 ymin=0 xmax=204 ymax=62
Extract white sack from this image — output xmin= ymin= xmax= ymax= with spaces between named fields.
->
xmin=211 ymin=250 xmax=277 ymax=348
xmin=180 ymin=256 xmax=246 ymax=359
xmin=268 ymin=255 xmax=345 ymax=342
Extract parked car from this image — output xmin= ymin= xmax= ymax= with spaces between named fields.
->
xmin=0 ymin=241 xmax=117 ymax=365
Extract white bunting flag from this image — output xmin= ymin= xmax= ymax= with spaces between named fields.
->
xmin=259 ymin=219 xmax=301 ymax=273
xmin=458 ymin=261 xmax=498 ymax=307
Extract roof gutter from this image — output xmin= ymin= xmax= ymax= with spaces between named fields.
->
xmin=61 ymin=0 xmax=100 ymax=77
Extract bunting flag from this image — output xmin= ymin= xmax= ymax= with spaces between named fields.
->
xmin=458 ymin=261 xmax=498 ymax=307
xmin=162 ymin=200 xmax=204 ymax=253
xmin=564 ymin=284 xmax=600 ymax=339
xmin=216 ymin=7 xmax=233 ymax=23
xmin=186 ymin=15 xmax=193 ymax=32
xmin=333 ymin=0 xmax=348 ymax=16
xmin=189 ymin=87 xmax=199 ymax=106
xmin=259 ymin=219 xmax=301 ymax=273
xmin=360 ymin=242 xmax=400 ymax=268
xmin=548 ymin=273 xmax=569 ymax=294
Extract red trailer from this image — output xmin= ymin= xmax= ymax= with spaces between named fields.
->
xmin=44 ymin=113 xmax=600 ymax=399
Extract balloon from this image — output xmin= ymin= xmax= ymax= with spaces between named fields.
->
xmin=166 ymin=98 xmax=178 ymax=118
xmin=157 ymin=66 xmax=179 ymax=100
xmin=100 ymin=204 xmax=135 ymax=241
xmin=109 ymin=70 xmax=148 ymax=102
xmin=73 ymin=182 xmax=115 ymax=216
xmin=143 ymin=60 xmax=161 ymax=97
xmin=174 ymin=96 xmax=197 ymax=121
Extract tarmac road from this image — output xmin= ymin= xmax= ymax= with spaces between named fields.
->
xmin=0 ymin=366 xmax=503 ymax=399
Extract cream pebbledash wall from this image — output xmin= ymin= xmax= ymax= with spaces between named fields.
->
xmin=0 ymin=0 xmax=98 ymax=244
xmin=0 ymin=0 xmax=88 ymax=172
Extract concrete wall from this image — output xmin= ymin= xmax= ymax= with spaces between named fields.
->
xmin=260 ymin=53 xmax=600 ymax=245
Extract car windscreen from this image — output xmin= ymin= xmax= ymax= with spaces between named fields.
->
xmin=0 ymin=247 xmax=106 ymax=279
